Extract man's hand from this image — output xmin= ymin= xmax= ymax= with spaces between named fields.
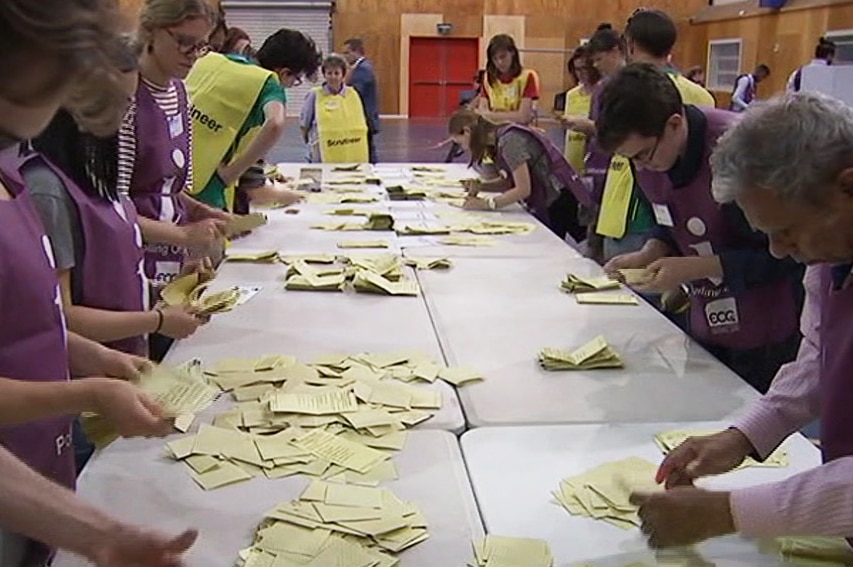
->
xmin=634 ymin=256 xmax=723 ymax=294
xmin=656 ymin=429 xmax=755 ymax=488
xmin=631 ymin=487 xmax=735 ymax=549
xmin=88 ymin=524 xmax=198 ymax=567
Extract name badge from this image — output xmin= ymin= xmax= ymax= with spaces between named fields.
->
xmin=653 ymin=203 xmax=675 ymax=227
xmin=705 ymin=296 xmax=740 ymax=329
xmin=168 ymin=114 xmax=184 ymax=138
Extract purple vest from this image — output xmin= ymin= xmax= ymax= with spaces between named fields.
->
xmin=584 ymin=80 xmax=611 ymax=205
xmin=0 ymin=151 xmax=75 ymax=565
xmin=730 ymin=74 xmax=755 ymax=111
xmin=129 ymin=79 xmax=191 ymax=286
xmin=636 ymin=108 xmax=799 ymax=350
xmin=24 ymin=153 xmax=149 ymax=356
xmin=492 ymin=124 xmax=592 ymax=226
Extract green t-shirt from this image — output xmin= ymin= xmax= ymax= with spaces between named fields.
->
xmin=195 ymin=54 xmax=288 ymax=209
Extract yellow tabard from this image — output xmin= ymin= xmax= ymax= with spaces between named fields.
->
xmin=315 ymin=86 xmax=369 ymax=164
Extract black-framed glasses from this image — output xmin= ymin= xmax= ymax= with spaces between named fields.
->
xmin=165 ymin=28 xmax=208 ymax=56
xmin=628 ymin=136 xmax=661 ymax=165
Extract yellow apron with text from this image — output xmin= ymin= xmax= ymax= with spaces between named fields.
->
xmin=483 ymin=69 xmax=537 ymax=112
xmin=563 ymin=86 xmax=592 ymax=174
xmin=185 ymin=52 xmax=277 ymax=210
xmin=315 ymin=86 xmax=369 ymax=163
xmin=595 ymin=155 xmax=634 ymax=238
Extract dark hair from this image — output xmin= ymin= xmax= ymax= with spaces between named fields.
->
xmin=624 ymin=9 xmax=677 ymax=59
xmin=567 ymin=45 xmax=601 ymax=86
xmin=322 ymin=53 xmax=348 ymax=74
xmin=596 ymin=62 xmax=683 ymax=154
xmin=486 ymin=34 xmax=522 ymax=85
xmin=685 ymin=65 xmax=703 ymax=81
xmin=344 ymin=37 xmax=365 ymax=54
xmin=755 ymin=63 xmax=771 ymax=75
xmin=222 ymin=26 xmax=250 ymax=55
xmin=0 ymin=0 xmax=122 ymax=105
xmin=587 ymin=23 xmax=624 ymax=55
xmin=816 ymin=37 xmax=836 ymax=59
xmin=448 ymin=109 xmax=506 ymax=166
xmin=475 ymin=69 xmax=486 ymax=85
xmin=257 ymin=29 xmax=322 ymax=80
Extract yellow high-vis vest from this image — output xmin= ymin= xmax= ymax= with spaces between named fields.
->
xmin=563 ymin=86 xmax=592 ymax=175
xmin=315 ymin=86 xmax=369 ymax=163
xmin=595 ymin=72 xmax=716 ymax=238
xmin=185 ymin=53 xmax=277 ymax=210
xmin=483 ymin=69 xmax=538 ymax=112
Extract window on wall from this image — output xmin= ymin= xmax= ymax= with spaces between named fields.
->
xmin=707 ymin=39 xmax=742 ymax=91
xmin=825 ymin=30 xmax=853 ymax=62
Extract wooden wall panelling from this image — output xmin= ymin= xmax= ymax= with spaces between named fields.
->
xmin=522 ymin=37 xmax=570 ymax=115
xmin=482 ymin=15 xmax=527 ymax=62
xmin=400 ymin=13 xmax=445 ymax=117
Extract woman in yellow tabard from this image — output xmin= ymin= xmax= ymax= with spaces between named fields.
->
xmin=185 ymin=29 xmax=322 ymax=211
xmin=299 ymin=54 xmax=369 ymax=163
xmin=560 ymin=45 xmax=601 ymax=175
xmin=477 ymin=34 xmax=540 ymax=126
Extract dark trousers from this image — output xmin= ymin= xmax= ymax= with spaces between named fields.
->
xmin=367 ymin=131 xmax=378 ymax=164
xmin=545 ymin=191 xmax=585 ymax=243
xmin=705 ymin=332 xmax=802 ymax=394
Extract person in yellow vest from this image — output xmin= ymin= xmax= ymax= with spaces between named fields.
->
xmin=185 ymin=28 xmax=322 ymax=211
xmin=299 ymin=54 xmax=369 ymax=164
xmin=559 ymin=45 xmax=601 ymax=175
xmin=477 ymin=34 xmax=540 ymax=126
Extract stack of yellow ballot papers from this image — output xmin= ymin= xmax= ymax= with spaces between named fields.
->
xmin=386 ymin=185 xmax=427 ymax=201
xmin=363 ymin=213 xmax=395 ymax=231
xmin=337 ymin=240 xmax=390 ymax=249
xmin=344 ymin=254 xmax=405 ymax=280
xmin=332 ymin=164 xmax=362 ymax=172
xmin=84 ymin=363 xmax=219 ymax=448
xmin=575 ymin=293 xmax=639 ymax=306
xmin=654 ymin=429 xmax=789 ymax=469
xmin=538 ymin=336 xmax=623 ymax=371
xmin=617 ymin=268 xmax=654 ymax=286
xmin=284 ymin=261 xmax=347 ymax=292
xmin=225 ymin=249 xmax=279 ymax=263
xmin=404 ymin=257 xmax=452 ymax=270
xmin=561 ymin=274 xmax=621 ymax=294
xmin=397 ymin=223 xmax=452 ymax=236
xmin=470 ymin=536 xmax=554 ymax=567
xmin=160 ymin=273 xmax=248 ymax=315
xmin=235 ymin=482 xmax=427 ymax=567
xmin=439 ymin=235 xmax=496 ymax=247
xmin=351 ymin=269 xmax=420 ymax=296
xmin=225 ymin=212 xmax=268 ymax=237
xmin=552 ymin=457 xmax=660 ymax=529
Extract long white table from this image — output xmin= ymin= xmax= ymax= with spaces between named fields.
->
xmin=53 ymin=430 xmax=484 ymax=567
xmin=461 ymin=423 xmax=822 ymax=566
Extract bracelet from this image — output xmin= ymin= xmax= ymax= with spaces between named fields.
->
xmin=153 ymin=308 xmax=164 ymax=334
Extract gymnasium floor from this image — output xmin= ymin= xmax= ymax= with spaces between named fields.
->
xmin=267 ymin=117 xmax=566 ymax=164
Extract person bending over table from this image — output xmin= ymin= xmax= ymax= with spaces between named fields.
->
xmin=448 ymin=109 xmax=591 ymax=243
xmin=633 ymin=91 xmax=853 ymax=549
xmin=596 ymin=64 xmax=803 ymax=394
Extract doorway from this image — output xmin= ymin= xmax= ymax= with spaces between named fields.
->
xmin=408 ymin=36 xmax=480 ymax=118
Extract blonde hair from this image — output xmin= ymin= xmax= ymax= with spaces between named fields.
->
xmin=448 ymin=109 xmax=507 ymax=166
xmin=137 ymin=0 xmax=214 ymax=47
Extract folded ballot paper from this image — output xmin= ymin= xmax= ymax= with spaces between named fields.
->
xmin=352 ymin=269 xmax=420 ymax=296
xmin=552 ymin=457 xmax=660 ymax=530
xmin=386 ymin=185 xmax=427 ymax=201
xmin=761 ymin=537 xmax=853 ymax=565
xmin=654 ymin=429 xmax=789 ymax=469
xmin=225 ymin=249 xmax=279 ymax=263
xmin=225 ymin=212 xmax=268 ymax=238
xmin=617 ymin=268 xmax=654 ymax=286
xmin=469 ymin=536 xmax=554 ymax=567
xmin=538 ymin=336 xmax=623 ymax=371
xmin=160 ymin=273 xmax=257 ymax=315
xmin=561 ymin=274 xmax=621 ymax=294
xmin=234 ymin=482 xmax=428 ymax=567
xmin=363 ymin=213 xmax=395 ymax=231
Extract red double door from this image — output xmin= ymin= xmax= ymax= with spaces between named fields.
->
xmin=408 ymin=36 xmax=480 ymax=118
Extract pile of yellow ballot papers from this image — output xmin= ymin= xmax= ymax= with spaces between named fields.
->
xmin=352 ymin=270 xmax=420 ymax=296
xmin=404 ymin=257 xmax=452 ymax=270
xmin=160 ymin=273 xmax=246 ymax=315
xmin=236 ymin=481 xmax=427 ymax=567
xmin=225 ymin=249 xmax=279 ymax=263
xmin=552 ymin=457 xmax=659 ymax=529
xmin=84 ymin=363 xmax=219 ymax=448
xmin=437 ymin=212 xmax=536 ymax=236
xmin=284 ymin=261 xmax=347 ymax=292
xmin=575 ymin=292 xmax=639 ymax=306
xmin=561 ymin=274 xmax=621 ymax=294
xmin=617 ymin=268 xmax=654 ymax=286
xmin=364 ymin=213 xmax=395 ymax=231
xmin=386 ymin=185 xmax=427 ymax=201
xmin=538 ymin=336 xmax=623 ymax=371
xmin=283 ymin=255 xmax=422 ymax=296
xmin=654 ymin=430 xmax=789 ymax=469
xmin=470 ymin=536 xmax=554 ymax=567
xmin=225 ymin=212 xmax=268 ymax=238
xmin=397 ymin=223 xmax=452 ymax=235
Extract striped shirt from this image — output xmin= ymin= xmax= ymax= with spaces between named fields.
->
xmin=120 ymin=77 xmax=194 ymax=193
xmin=730 ymin=265 xmax=853 ymax=537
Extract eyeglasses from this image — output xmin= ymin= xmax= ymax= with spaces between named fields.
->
xmin=628 ymin=136 xmax=661 ymax=165
xmin=165 ymin=28 xmax=209 ymax=56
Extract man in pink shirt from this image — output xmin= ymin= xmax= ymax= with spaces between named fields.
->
xmin=631 ymin=91 xmax=853 ymax=548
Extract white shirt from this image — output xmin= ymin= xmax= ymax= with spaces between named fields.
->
xmin=731 ymin=74 xmax=755 ymax=112
xmin=787 ymin=59 xmax=830 ymax=92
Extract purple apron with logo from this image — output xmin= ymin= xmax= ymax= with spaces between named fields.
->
xmin=585 ymin=80 xmax=611 ymax=205
xmin=0 ymin=151 xmax=75 ymax=566
xmin=492 ymin=124 xmax=592 ymax=228
xmin=25 ymin=153 xmax=149 ymax=356
xmin=636 ymin=108 xmax=799 ymax=350
xmin=729 ymin=74 xmax=755 ymax=111
xmin=129 ymin=79 xmax=191 ymax=287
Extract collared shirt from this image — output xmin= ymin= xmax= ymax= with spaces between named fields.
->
xmin=787 ymin=59 xmax=830 ymax=92
xmin=731 ymin=74 xmax=755 ymax=112
xmin=730 ymin=264 xmax=853 ymax=537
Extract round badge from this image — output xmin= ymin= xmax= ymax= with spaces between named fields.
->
xmin=172 ymin=149 xmax=186 ymax=169
xmin=686 ymin=217 xmax=707 ymax=237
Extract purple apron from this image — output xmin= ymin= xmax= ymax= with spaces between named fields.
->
xmin=0 ymin=151 xmax=75 ymax=566
xmin=584 ymin=80 xmax=611 ymax=205
xmin=729 ymin=74 xmax=755 ymax=111
xmin=129 ymin=79 xmax=191 ymax=287
xmin=492 ymin=124 xmax=592 ymax=228
xmin=24 ymin=153 xmax=149 ymax=356
xmin=636 ymin=108 xmax=799 ymax=350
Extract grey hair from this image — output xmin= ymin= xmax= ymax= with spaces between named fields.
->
xmin=711 ymin=91 xmax=853 ymax=206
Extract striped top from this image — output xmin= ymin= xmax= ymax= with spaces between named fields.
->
xmin=118 ymin=77 xmax=194 ymax=195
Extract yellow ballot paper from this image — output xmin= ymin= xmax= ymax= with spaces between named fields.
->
xmin=538 ymin=336 xmax=623 ymax=371
xmin=292 ymin=429 xmax=390 ymax=473
xmin=338 ymin=240 xmax=390 ymax=249
xmin=471 ymin=535 xmax=555 ymax=567
xmin=769 ymin=537 xmax=853 ymax=565
xmin=351 ymin=270 xmax=420 ymax=296
xmin=575 ymin=293 xmax=639 ymax=306
xmin=561 ymin=274 xmax=621 ymax=294
xmin=226 ymin=212 xmax=268 ymax=237
xmin=654 ymin=429 xmax=789 ymax=469
xmin=363 ymin=213 xmax=395 ymax=231
xmin=225 ymin=249 xmax=279 ymax=263
xmin=404 ymin=257 xmax=453 ymax=270
xmin=552 ymin=457 xmax=660 ymax=529
xmin=439 ymin=235 xmax=496 ymax=247
xmin=617 ymin=268 xmax=654 ymax=286
xmin=270 ymin=390 xmax=359 ymax=415
xmin=160 ymin=273 xmax=202 ymax=306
